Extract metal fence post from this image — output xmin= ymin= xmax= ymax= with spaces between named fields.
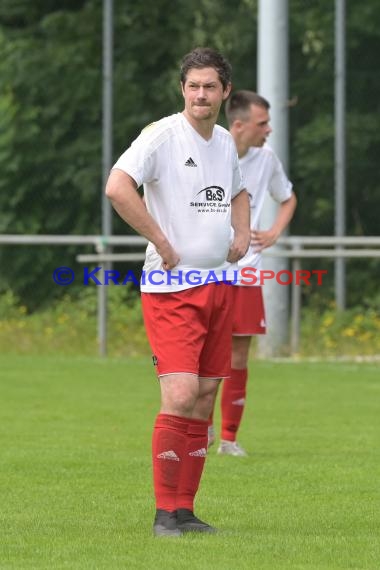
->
xmin=290 ymin=241 xmax=302 ymax=355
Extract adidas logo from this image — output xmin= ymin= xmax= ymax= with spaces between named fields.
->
xmin=232 ymin=398 xmax=245 ymax=406
xmin=185 ymin=157 xmax=197 ymax=167
xmin=157 ymin=450 xmax=180 ymax=461
xmin=189 ymin=447 xmax=207 ymax=457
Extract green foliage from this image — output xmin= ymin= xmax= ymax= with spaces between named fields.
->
xmin=0 ymin=2 xmax=102 ymax=306
xmin=0 ymin=0 xmax=379 ymax=309
xmin=291 ymin=115 xmax=335 ymax=234
xmin=1 ymin=286 xmax=379 ymax=358
xmin=0 ymin=285 xmax=149 ymax=356
xmin=300 ymin=293 xmax=380 ymax=357
xmin=289 ymin=0 xmax=380 ymax=240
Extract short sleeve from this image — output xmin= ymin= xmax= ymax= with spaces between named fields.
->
xmin=231 ymin=148 xmax=245 ymax=199
xmin=112 ymin=124 xmax=158 ymax=187
xmin=268 ymin=152 xmax=293 ymax=203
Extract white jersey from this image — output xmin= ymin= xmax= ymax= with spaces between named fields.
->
xmin=113 ymin=113 xmax=244 ymax=292
xmin=232 ymin=144 xmax=293 ymax=285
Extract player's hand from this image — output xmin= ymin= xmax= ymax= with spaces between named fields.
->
xmin=227 ymin=230 xmax=250 ymax=263
xmin=251 ymin=229 xmax=279 ymax=252
xmin=156 ymin=241 xmax=180 ymax=271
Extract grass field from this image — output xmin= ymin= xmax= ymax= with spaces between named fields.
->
xmin=0 ymin=355 xmax=379 ymax=569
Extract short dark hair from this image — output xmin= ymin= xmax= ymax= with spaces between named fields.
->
xmin=180 ymin=47 xmax=232 ymax=90
xmin=225 ymin=90 xmax=270 ymax=126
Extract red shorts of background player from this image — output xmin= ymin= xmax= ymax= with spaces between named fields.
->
xmin=232 ymin=285 xmax=266 ymax=336
xmin=141 ymin=283 xmax=233 ymax=378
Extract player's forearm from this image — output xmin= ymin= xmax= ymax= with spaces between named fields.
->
xmin=231 ymin=189 xmax=250 ymax=237
xmin=270 ymin=192 xmax=297 ymax=238
xmin=228 ymin=189 xmax=251 ymax=262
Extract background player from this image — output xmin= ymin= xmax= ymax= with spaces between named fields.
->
xmin=208 ymin=90 xmax=297 ymax=456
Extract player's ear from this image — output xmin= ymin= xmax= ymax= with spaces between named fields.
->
xmin=222 ymin=82 xmax=232 ymax=100
xmin=180 ymin=81 xmax=185 ymax=97
xmin=233 ymin=119 xmax=245 ymax=132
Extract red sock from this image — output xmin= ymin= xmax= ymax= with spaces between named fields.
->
xmin=221 ymin=368 xmax=248 ymax=442
xmin=152 ymin=413 xmax=188 ymax=512
xmin=176 ymin=418 xmax=208 ymax=512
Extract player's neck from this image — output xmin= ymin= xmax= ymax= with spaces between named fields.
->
xmin=230 ymin=128 xmax=249 ymax=158
xmin=182 ymin=111 xmax=215 ymax=141
xmin=235 ymin=140 xmax=249 ymax=158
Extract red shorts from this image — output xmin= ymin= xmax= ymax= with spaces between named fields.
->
xmin=232 ymin=285 xmax=266 ymax=335
xmin=141 ymin=283 xmax=233 ymax=378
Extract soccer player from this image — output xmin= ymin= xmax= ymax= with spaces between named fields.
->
xmin=105 ymin=49 xmax=250 ymax=536
xmin=208 ymin=90 xmax=297 ymax=456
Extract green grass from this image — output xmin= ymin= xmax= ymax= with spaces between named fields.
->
xmin=0 ymin=356 xmax=379 ymax=569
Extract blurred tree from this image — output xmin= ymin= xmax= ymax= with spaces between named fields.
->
xmin=0 ymin=2 xmax=102 ymax=306
xmin=289 ymin=0 xmax=380 ymax=303
xmin=0 ymin=0 xmax=379 ymax=308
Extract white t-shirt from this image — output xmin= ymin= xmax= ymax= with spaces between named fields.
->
xmin=113 ymin=113 xmax=244 ymax=292
xmin=231 ymin=144 xmax=293 ymax=285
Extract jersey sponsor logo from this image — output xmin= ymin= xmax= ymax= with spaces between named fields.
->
xmin=185 ymin=157 xmax=197 ymax=167
xmin=189 ymin=186 xmax=230 ymax=213
xmin=196 ymin=186 xmax=225 ymax=202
